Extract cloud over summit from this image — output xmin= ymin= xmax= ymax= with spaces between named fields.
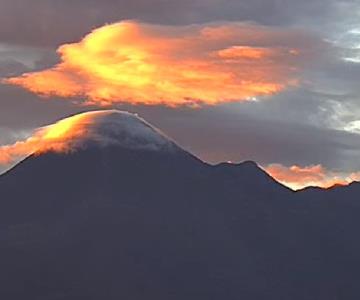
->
xmin=0 ymin=110 xmax=174 ymax=168
xmin=4 ymin=21 xmax=316 ymax=107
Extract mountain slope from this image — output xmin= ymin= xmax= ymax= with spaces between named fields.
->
xmin=0 ymin=110 xmax=360 ymax=299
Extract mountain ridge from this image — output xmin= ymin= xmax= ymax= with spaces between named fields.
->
xmin=1 ymin=111 xmax=360 ymax=299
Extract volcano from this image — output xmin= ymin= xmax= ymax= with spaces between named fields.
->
xmin=1 ymin=110 xmax=360 ymax=300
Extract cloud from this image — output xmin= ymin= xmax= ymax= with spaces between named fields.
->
xmin=0 ymin=0 xmax=359 ymax=181
xmin=0 ymin=0 xmax=354 ymax=48
xmin=2 ymin=106 xmax=360 ymax=192
xmin=264 ymin=163 xmax=360 ymax=190
xmin=0 ymin=113 xmax=90 ymax=165
xmin=4 ymin=21 xmax=316 ymax=107
xmin=0 ymin=110 xmax=174 ymax=168
xmin=129 ymin=95 xmax=360 ymax=171
xmin=0 ymin=111 xmax=122 ymax=166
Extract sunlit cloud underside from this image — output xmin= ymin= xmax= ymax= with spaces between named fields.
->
xmin=3 ymin=21 xmax=308 ymax=106
xmin=265 ymin=164 xmax=360 ymax=190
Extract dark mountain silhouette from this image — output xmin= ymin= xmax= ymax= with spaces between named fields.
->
xmin=0 ymin=110 xmax=360 ymax=299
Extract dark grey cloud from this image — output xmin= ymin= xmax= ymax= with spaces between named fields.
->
xmin=0 ymin=43 xmax=59 ymax=79
xmin=0 ymin=0 xmax=357 ymax=47
xmin=0 ymin=0 xmax=360 ymax=176
xmin=2 ymin=87 xmax=360 ymax=173
xmin=1 ymin=82 xmax=360 ymax=174
xmin=0 ymin=84 xmax=83 ymax=129
xmin=0 ymin=59 xmax=29 ymax=77
xmin=117 ymin=94 xmax=360 ymax=172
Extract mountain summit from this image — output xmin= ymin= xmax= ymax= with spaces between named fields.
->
xmin=36 ymin=110 xmax=178 ymax=154
xmin=0 ymin=110 xmax=181 ymax=169
xmin=1 ymin=111 xmax=360 ymax=299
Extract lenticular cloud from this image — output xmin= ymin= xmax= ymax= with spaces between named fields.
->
xmin=4 ymin=21 xmax=310 ymax=107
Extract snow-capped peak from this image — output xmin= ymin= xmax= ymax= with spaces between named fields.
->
xmin=0 ymin=110 xmax=178 ymax=167
xmin=41 ymin=110 xmax=177 ymax=152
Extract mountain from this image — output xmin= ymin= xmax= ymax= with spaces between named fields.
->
xmin=1 ymin=110 xmax=360 ymax=299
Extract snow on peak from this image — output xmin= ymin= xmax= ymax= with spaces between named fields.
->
xmin=0 ymin=110 xmax=177 ymax=166
xmin=41 ymin=110 xmax=176 ymax=152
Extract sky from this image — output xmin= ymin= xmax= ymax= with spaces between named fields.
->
xmin=0 ymin=0 xmax=360 ymax=189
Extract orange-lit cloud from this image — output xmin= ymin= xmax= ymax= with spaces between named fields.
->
xmin=0 ymin=112 xmax=100 ymax=165
xmin=4 ymin=21 xmax=304 ymax=106
xmin=265 ymin=164 xmax=360 ymax=190
xmin=0 ymin=110 xmax=175 ymax=168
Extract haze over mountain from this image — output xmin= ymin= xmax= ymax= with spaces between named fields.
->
xmin=1 ymin=110 xmax=360 ymax=299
